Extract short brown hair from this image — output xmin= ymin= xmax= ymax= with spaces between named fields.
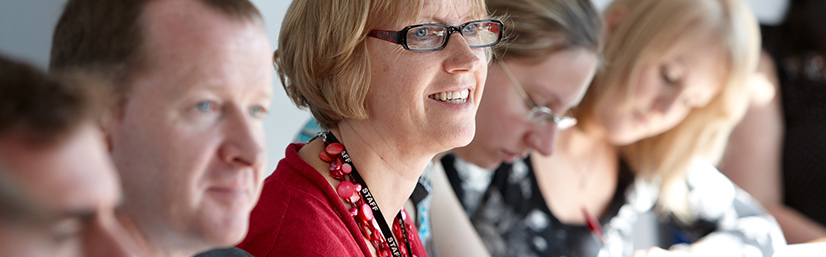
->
xmin=277 ymin=0 xmax=489 ymax=129
xmin=487 ymin=0 xmax=604 ymax=62
xmin=49 ymin=0 xmax=264 ymax=101
xmin=0 ymin=55 xmax=104 ymax=146
xmin=0 ymin=55 xmax=108 ymax=225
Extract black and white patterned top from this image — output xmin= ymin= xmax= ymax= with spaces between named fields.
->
xmin=441 ymin=154 xmax=785 ymax=257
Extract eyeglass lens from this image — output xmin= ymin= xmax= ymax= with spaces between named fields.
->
xmin=527 ymin=108 xmax=577 ymax=129
xmin=406 ymin=20 xmax=501 ymax=51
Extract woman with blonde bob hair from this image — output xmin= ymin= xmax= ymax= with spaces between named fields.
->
xmin=527 ymin=0 xmax=785 ymax=256
xmin=238 ymin=0 xmax=503 ymax=256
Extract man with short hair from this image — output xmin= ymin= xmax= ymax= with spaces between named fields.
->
xmin=50 ymin=0 xmax=274 ymax=256
xmin=0 ymin=55 xmax=134 ymax=257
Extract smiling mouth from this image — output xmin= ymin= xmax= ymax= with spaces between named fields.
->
xmin=428 ymin=89 xmax=470 ymax=104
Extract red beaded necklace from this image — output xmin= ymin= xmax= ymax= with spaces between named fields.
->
xmin=320 ymin=131 xmax=415 ymax=257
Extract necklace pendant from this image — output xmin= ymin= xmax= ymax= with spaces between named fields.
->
xmin=359 ymin=203 xmax=374 ymax=221
xmin=326 ymin=142 xmax=344 ymax=155
xmin=319 ymin=150 xmax=333 ymax=163
xmin=337 ymin=180 xmax=356 ymax=199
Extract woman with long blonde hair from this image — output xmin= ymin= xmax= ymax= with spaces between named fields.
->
xmin=532 ymin=0 xmax=785 ymax=255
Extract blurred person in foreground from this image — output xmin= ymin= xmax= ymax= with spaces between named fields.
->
xmin=0 ymin=55 xmax=134 ymax=257
xmin=49 ymin=0 xmax=273 ymax=256
xmin=428 ymin=0 xmax=604 ymax=256
xmin=236 ymin=0 xmax=502 ymax=256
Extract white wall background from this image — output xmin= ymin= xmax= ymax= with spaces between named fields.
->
xmin=0 ymin=0 xmax=787 ymax=173
xmin=590 ymin=0 xmax=788 ymax=24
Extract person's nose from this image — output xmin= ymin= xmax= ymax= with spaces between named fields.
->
xmin=525 ymin=124 xmax=558 ymax=157
xmin=218 ymin=106 xmax=266 ymax=168
xmin=652 ymin=91 xmax=681 ymax=115
xmin=442 ymin=33 xmax=484 ymax=74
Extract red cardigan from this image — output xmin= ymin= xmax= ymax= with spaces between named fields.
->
xmin=238 ymin=143 xmax=427 ymax=257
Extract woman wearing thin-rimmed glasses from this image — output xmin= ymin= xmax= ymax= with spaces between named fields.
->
xmin=430 ymin=0 xmax=603 ymax=256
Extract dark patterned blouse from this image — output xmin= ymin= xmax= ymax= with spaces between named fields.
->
xmin=441 ymin=154 xmax=785 ymax=257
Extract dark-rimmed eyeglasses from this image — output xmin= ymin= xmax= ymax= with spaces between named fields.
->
xmin=368 ymin=19 xmax=503 ymax=52
xmin=498 ymin=60 xmax=577 ymax=130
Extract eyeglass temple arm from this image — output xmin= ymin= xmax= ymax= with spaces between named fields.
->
xmin=368 ymin=30 xmax=400 ymax=44
xmin=497 ymin=60 xmax=540 ymax=108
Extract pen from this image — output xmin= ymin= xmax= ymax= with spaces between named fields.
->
xmin=583 ymin=207 xmax=605 ymax=245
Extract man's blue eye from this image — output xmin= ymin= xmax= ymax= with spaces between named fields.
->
xmin=250 ymin=106 xmax=264 ymax=117
xmin=196 ymin=101 xmax=212 ymax=112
